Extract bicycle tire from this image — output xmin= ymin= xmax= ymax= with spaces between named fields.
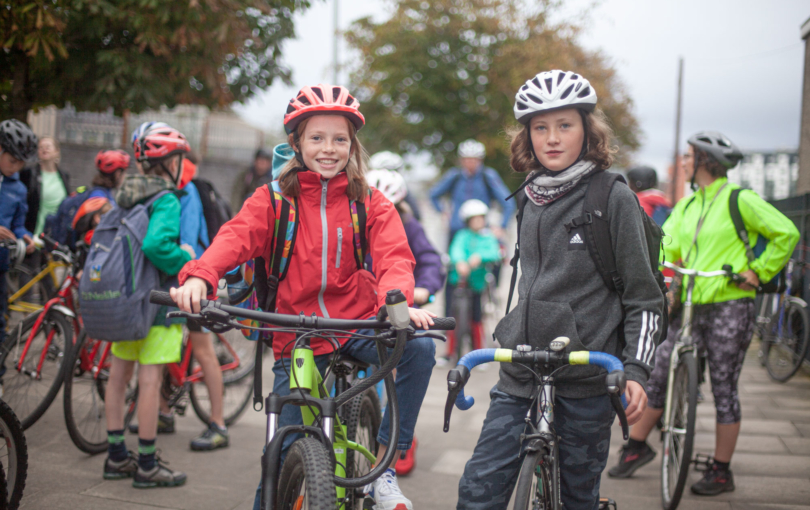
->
xmin=0 ymin=309 xmax=72 ymax=430
xmin=452 ymin=286 xmax=472 ymax=362
xmin=272 ymin=437 xmax=336 ymax=510
xmin=344 ymin=389 xmax=381 ymax=509
xmin=0 ymin=458 xmax=7 ymax=508
xmin=765 ymin=300 xmax=810 ymax=382
xmin=513 ymin=443 xmax=560 ymax=510
xmin=63 ymin=332 xmax=137 ymax=454
xmin=188 ymin=338 xmax=254 ymax=426
xmin=661 ymin=350 xmax=698 ymax=510
xmin=0 ymin=398 xmax=28 ymax=510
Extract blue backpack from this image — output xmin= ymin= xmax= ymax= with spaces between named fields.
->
xmin=651 ymin=205 xmax=672 ymax=227
xmin=44 ymin=188 xmax=91 ymax=249
xmin=78 ymin=191 xmax=169 ymax=341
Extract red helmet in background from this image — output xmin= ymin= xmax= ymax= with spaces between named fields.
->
xmin=134 ymin=126 xmax=190 ymax=162
xmin=95 ymin=149 xmax=130 ymax=174
xmin=283 ymin=84 xmax=365 ymax=135
xmin=73 ymin=197 xmax=111 ymax=234
xmin=178 ymin=158 xmax=197 ymax=189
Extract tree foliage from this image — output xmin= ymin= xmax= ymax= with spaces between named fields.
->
xmin=346 ymin=0 xmax=641 ymax=184
xmin=1 ymin=0 xmax=312 ymax=120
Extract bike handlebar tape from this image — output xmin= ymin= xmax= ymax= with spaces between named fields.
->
xmin=454 ymin=349 xmax=509 ymax=410
xmin=569 ymin=351 xmax=624 ymax=373
xmin=149 ymin=290 xmax=178 ymax=308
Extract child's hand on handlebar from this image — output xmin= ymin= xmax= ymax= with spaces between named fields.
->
xmin=410 ymin=307 xmax=437 ymax=330
xmin=624 ymin=380 xmax=648 ymax=425
xmin=170 ymin=277 xmax=208 ymax=313
xmin=737 ymin=269 xmax=760 ymax=291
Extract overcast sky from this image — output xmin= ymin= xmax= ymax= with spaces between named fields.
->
xmin=234 ymin=0 xmax=809 ymax=179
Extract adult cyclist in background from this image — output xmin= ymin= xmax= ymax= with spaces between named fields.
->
xmin=369 ymin=151 xmax=423 ymax=221
xmin=626 ymin=165 xmax=671 ymax=226
xmin=609 ymin=132 xmax=799 ymax=496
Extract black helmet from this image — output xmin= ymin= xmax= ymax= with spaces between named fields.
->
xmin=627 ymin=166 xmax=658 ymax=191
xmin=0 ymin=119 xmax=38 ymax=162
xmin=687 ymin=131 xmax=743 ymax=169
xmin=254 ymin=148 xmax=271 ymax=161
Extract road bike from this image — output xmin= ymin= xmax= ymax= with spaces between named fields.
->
xmin=658 ymin=261 xmax=754 ymax=510
xmin=443 ymin=338 xmax=628 ymax=510
xmin=755 ymin=259 xmax=810 ymax=382
xmin=150 ymin=289 xmax=455 ymax=510
xmin=0 ymin=398 xmax=27 ymax=509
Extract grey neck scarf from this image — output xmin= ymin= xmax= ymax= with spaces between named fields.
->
xmin=524 ymin=160 xmax=597 ymax=206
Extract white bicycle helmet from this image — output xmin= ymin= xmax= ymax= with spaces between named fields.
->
xmin=458 ymin=139 xmax=486 ymax=159
xmin=459 ymin=199 xmax=489 ymax=222
xmin=514 ymin=70 xmax=597 ymax=125
xmin=366 ymin=169 xmax=408 ymax=205
xmin=369 ymin=151 xmax=404 ymax=171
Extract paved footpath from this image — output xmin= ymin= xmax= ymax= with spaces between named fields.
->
xmin=18 ymin=342 xmax=810 ymax=509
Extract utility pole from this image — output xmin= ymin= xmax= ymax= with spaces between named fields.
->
xmin=332 ymin=0 xmax=339 ymax=85
xmin=671 ymin=57 xmax=684 ymax=203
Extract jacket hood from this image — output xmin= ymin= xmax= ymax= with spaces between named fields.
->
xmin=116 ymin=175 xmax=175 ymax=209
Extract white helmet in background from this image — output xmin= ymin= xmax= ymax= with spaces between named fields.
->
xmin=514 ymin=70 xmax=597 ymax=125
xmin=459 ymin=199 xmax=489 ymax=222
xmin=366 ymin=169 xmax=408 ymax=205
xmin=369 ymin=151 xmax=404 ymax=171
xmin=457 ymin=139 xmax=486 ymax=159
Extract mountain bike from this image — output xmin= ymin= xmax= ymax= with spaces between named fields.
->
xmin=755 ymin=259 xmax=810 ymax=382
xmin=0 ymin=235 xmax=74 ymax=430
xmin=0 ymin=398 xmax=28 ymax=509
xmin=443 ymin=338 xmax=629 ymax=510
xmin=658 ymin=261 xmax=756 ymax=510
xmin=150 ymin=289 xmax=455 ymax=510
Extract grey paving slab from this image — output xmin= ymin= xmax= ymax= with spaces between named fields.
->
xmin=697 ymin=417 xmax=801 ymax=437
xmin=796 ymin=423 xmax=810 ymax=438
xmin=781 ymin=437 xmax=810 ymax=455
xmin=693 ymin=433 xmax=788 ymax=454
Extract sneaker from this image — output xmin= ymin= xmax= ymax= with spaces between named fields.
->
xmin=691 ymin=464 xmax=735 ymax=495
xmin=103 ymin=452 xmax=138 ymax=480
xmin=435 ymin=356 xmax=450 ymax=367
xmin=395 ymin=438 xmax=417 ymax=476
xmin=132 ymin=455 xmax=187 ymax=488
xmin=128 ymin=413 xmax=175 ymax=435
xmin=190 ymin=422 xmax=230 ymax=451
xmin=364 ymin=468 xmax=413 ymax=510
xmin=607 ymin=442 xmax=656 ymax=478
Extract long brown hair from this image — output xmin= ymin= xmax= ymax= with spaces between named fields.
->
xmin=508 ymin=108 xmax=617 ymax=174
xmin=277 ymin=116 xmax=369 ymax=201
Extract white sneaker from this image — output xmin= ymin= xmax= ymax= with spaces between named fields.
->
xmin=364 ymin=468 xmax=413 ymax=510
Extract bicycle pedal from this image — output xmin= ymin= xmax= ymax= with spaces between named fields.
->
xmin=598 ymin=497 xmax=617 ymax=510
xmin=692 ymin=453 xmax=714 ymax=471
xmin=362 ymin=497 xmax=375 ymax=509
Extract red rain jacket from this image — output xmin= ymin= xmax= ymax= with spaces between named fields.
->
xmin=179 ymin=170 xmax=416 ymax=358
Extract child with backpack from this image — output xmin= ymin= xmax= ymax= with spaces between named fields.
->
xmin=442 ymin=199 xmax=501 ymax=361
xmin=456 ymin=70 xmax=665 ymax=510
xmin=100 ymin=125 xmax=195 ymax=488
xmin=626 ymin=165 xmax=672 ymax=226
xmin=171 ymin=83 xmax=437 ymax=510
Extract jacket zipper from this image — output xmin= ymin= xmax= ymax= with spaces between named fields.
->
xmin=524 ymin=206 xmax=545 ymax=345
xmin=336 ymin=227 xmax=343 ymax=268
xmin=318 ymin=180 xmax=331 ymax=318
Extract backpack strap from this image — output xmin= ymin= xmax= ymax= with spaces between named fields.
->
xmin=349 ymin=190 xmax=371 ymax=270
xmin=565 ymin=171 xmax=625 ymax=294
xmin=269 ymin=181 xmax=298 ymax=280
xmin=729 ymin=188 xmax=756 ymax=263
xmin=505 ymin=191 xmax=529 ymax=314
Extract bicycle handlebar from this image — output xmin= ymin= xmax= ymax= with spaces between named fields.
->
xmin=661 ymin=261 xmax=762 ymax=292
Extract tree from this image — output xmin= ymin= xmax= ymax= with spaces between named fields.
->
xmin=346 ymin=0 xmax=641 ymax=185
xmin=1 ymin=0 xmax=313 ymax=120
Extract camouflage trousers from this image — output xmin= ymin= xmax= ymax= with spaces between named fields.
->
xmin=646 ymin=298 xmax=754 ymax=424
xmin=457 ymin=386 xmax=614 ymax=510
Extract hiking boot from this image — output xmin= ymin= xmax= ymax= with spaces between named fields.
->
xmin=132 ymin=456 xmax=187 ymax=488
xmin=128 ymin=413 xmax=175 ymax=435
xmin=364 ymin=468 xmax=413 ymax=510
xmin=691 ymin=464 xmax=735 ymax=495
xmin=607 ymin=442 xmax=656 ymax=478
xmin=190 ymin=422 xmax=229 ymax=451
xmin=103 ymin=452 xmax=138 ymax=480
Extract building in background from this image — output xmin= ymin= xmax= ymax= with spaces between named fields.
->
xmin=728 ymin=151 xmax=800 ymax=201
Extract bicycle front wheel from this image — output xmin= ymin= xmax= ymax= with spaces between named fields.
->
xmin=1 ymin=308 xmax=72 ymax=429
xmin=344 ymin=389 xmax=381 ymax=509
xmin=765 ymin=301 xmax=810 ymax=382
xmin=661 ymin=350 xmax=698 ymax=510
xmin=513 ymin=445 xmax=560 ymax=510
xmin=272 ymin=437 xmax=336 ymax=510
xmin=0 ymin=398 xmax=28 ymax=509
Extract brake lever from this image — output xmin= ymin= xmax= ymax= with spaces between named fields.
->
xmin=166 ymin=307 xmax=236 ymax=334
xmin=443 ymin=367 xmax=470 ymax=433
xmin=609 ymin=393 xmax=629 ymax=441
xmin=413 ymin=331 xmax=447 ymax=342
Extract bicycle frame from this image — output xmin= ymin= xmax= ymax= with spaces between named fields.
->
xmin=7 ymin=256 xmax=67 ymax=314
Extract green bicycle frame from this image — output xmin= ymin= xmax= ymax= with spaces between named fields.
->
xmin=289 ymin=344 xmax=376 ymax=502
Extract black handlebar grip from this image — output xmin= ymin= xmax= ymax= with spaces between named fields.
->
xmin=149 ymin=290 xmax=178 ymax=308
xmin=39 ymin=232 xmax=60 ymax=249
xmin=426 ymin=317 xmax=456 ymax=331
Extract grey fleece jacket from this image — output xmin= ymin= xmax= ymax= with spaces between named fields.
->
xmin=495 ymin=173 xmax=664 ymax=399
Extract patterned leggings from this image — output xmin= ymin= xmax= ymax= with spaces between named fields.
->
xmin=646 ymin=298 xmax=754 ymax=424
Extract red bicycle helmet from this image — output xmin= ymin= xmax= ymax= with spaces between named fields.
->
xmin=283 ymin=84 xmax=365 ymax=135
xmin=134 ymin=126 xmax=190 ymax=162
xmin=95 ymin=149 xmax=130 ymax=174
xmin=73 ymin=197 xmax=111 ymax=233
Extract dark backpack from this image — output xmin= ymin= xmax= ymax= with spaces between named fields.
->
xmin=506 ymin=171 xmax=669 ymax=345
xmin=192 ymin=178 xmax=232 ymax=244
xmin=651 ymin=204 xmax=672 ymax=227
xmin=44 ymin=188 xmax=93 ymax=249
xmin=728 ymin=188 xmax=785 ymax=294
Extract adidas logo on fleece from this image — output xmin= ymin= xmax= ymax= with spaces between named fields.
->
xmin=570 ymin=233 xmax=584 ymax=244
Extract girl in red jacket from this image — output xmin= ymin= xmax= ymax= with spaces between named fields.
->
xmin=171 ymin=84 xmax=435 ymax=510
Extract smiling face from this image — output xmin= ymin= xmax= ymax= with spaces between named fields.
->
xmin=297 ymin=115 xmax=353 ymax=180
xmin=529 ymin=108 xmax=585 ymax=172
